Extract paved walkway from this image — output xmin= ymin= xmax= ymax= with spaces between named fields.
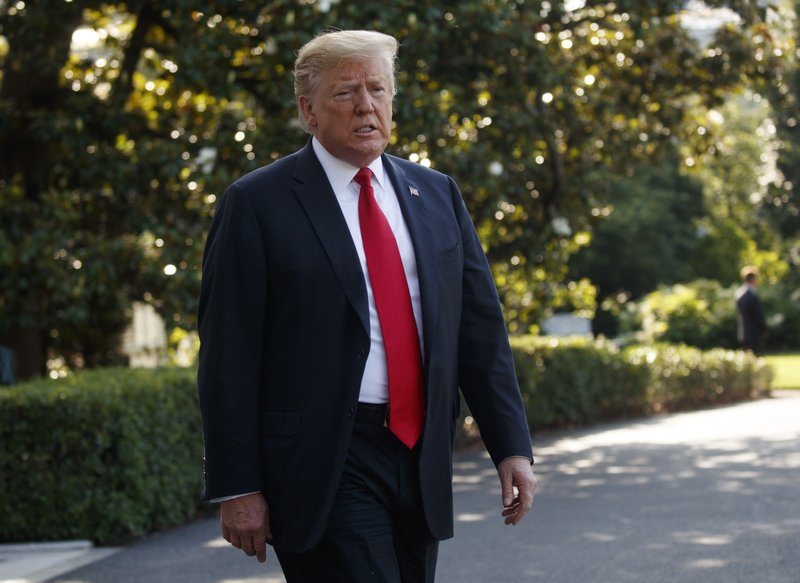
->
xmin=3 ymin=391 xmax=799 ymax=583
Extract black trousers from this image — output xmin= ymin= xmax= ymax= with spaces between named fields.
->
xmin=275 ymin=405 xmax=439 ymax=582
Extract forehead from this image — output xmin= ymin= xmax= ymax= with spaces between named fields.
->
xmin=324 ymin=58 xmax=391 ymax=85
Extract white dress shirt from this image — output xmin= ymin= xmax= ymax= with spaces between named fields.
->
xmin=311 ymin=138 xmax=424 ymax=404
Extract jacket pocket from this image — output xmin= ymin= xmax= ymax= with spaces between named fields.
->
xmin=438 ymin=242 xmax=461 ymax=265
xmin=438 ymin=243 xmax=462 ymax=278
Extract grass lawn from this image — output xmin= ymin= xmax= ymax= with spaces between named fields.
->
xmin=764 ymin=353 xmax=800 ymax=390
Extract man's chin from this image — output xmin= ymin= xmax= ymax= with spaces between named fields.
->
xmin=345 ymin=144 xmax=387 ymax=167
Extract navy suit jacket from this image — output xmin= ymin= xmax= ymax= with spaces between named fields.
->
xmin=735 ymin=285 xmax=767 ymax=353
xmin=198 ymin=141 xmax=532 ymax=553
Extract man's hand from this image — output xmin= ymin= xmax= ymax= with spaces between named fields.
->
xmin=497 ymin=456 xmax=537 ymax=526
xmin=220 ymin=493 xmax=272 ymax=563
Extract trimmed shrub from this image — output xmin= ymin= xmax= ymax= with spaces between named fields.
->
xmin=504 ymin=336 xmax=771 ymax=431
xmin=0 ymin=367 xmax=204 ymax=545
xmin=623 ymin=343 xmax=772 ymax=412
xmin=510 ymin=336 xmax=650 ymax=428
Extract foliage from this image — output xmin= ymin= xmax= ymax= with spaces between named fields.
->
xmin=618 ymin=277 xmax=800 ymax=351
xmin=618 ymin=279 xmax=738 ymax=349
xmin=510 ymin=335 xmax=649 ymax=428
xmin=569 ymin=158 xmax=705 ymax=302
xmin=568 ymin=4 xmax=799 ymax=336
xmin=760 ymin=281 xmax=800 ymax=351
xmin=572 ymin=92 xmax=793 ymax=340
xmin=722 ymin=1 xmax=800 ymax=309
xmin=0 ymin=1 xmax=781 ymax=375
xmin=623 ymin=343 xmax=772 ymax=411
xmin=506 ymin=335 xmax=770 ymax=430
xmin=0 ymin=367 xmax=204 ymax=545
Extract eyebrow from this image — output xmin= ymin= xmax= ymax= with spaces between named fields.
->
xmin=332 ymin=76 xmax=386 ymax=89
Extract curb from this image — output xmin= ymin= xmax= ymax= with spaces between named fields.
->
xmin=0 ymin=540 xmax=120 ymax=583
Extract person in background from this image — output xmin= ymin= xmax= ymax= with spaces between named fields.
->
xmin=197 ymin=29 xmax=536 ymax=582
xmin=735 ymin=265 xmax=768 ymax=356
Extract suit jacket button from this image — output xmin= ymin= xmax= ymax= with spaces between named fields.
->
xmin=358 ymin=349 xmax=367 ymax=360
xmin=348 ymin=407 xmax=355 ymax=417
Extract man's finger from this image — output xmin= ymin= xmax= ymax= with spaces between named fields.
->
xmin=253 ymin=534 xmax=267 ymax=563
xmin=240 ymin=535 xmax=256 ymax=556
xmin=499 ymin=473 xmax=515 ymax=507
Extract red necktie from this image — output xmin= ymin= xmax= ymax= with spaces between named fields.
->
xmin=355 ymin=167 xmax=424 ymax=449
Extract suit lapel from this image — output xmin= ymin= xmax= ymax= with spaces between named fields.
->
xmin=383 ymin=155 xmax=439 ymax=366
xmin=293 ymin=143 xmax=370 ymax=337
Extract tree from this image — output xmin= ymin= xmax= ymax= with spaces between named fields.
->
xmin=0 ymin=0 xmax=776 ymax=377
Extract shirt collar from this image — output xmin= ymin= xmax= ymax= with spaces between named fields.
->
xmin=311 ymin=137 xmax=388 ymax=192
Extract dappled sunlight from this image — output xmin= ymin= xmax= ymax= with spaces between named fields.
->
xmin=582 ymin=531 xmax=617 ymax=542
xmin=673 ymin=532 xmax=733 ymax=546
xmin=695 ymin=451 xmax=759 ymax=468
xmin=203 ymin=537 xmax=230 ymax=549
xmin=685 ymin=558 xmax=730 ymax=569
xmin=574 ymin=478 xmax=606 ymax=487
xmin=451 ymin=466 xmax=497 ymax=494
xmin=452 ymin=460 xmax=482 ymax=471
xmin=443 ymin=394 xmax=800 ymax=581
xmin=536 ymin=395 xmax=800 ymax=458
xmin=451 ymin=469 xmax=495 ymax=483
xmin=455 ymin=513 xmax=488 ymax=523
xmin=605 ymin=464 xmax=657 ymax=474
xmin=748 ymin=520 xmax=800 ymax=537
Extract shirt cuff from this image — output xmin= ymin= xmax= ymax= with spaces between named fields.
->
xmin=209 ymin=491 xmax=260 ymax=503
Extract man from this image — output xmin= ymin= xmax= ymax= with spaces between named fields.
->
xmin=735 ymin=266 xmax=767 ymax=356
xmin=198 ymin=29 xmax=536 ymax=582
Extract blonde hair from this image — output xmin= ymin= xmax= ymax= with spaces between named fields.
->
xmin=740 ymin=265 xmax=759 ymax=283
xmin=293 ymin=30 xmax=399 ymax=132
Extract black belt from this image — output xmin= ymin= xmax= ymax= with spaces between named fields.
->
xmin=356 ymin=402 xmax=389 ymax=426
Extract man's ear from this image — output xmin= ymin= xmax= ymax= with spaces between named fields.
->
xmin=299 ymin=96 xmax=317 ymax=129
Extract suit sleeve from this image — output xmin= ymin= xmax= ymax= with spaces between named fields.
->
xmin=449 ymin=177 xmax=533 ymax=466
xmin=197 ymin=184 xmax=267 ymax=500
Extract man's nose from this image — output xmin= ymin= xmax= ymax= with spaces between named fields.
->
xmin=354 ymin=87 xmax=375 ymax=113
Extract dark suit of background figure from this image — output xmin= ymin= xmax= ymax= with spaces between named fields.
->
xmin=735 ymin=280 xmax=767 ymax=355
xmin=197 ymin=29 xmax=535 ymax=582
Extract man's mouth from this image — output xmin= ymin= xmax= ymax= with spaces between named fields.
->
xmin=355 ymin=125 xmax=376 ymax=134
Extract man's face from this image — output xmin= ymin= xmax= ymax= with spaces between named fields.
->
xmin=300 ymin=57 xmax=393 ymax=168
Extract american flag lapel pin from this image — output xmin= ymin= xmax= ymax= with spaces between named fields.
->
xmin=409 ymin=186 xmax=420 ymax=197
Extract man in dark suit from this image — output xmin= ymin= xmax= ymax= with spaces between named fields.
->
xmin=198 ymin=29 xmax=536 ymax=582
xmin=735 ymin=266 xmax=767 ymax=356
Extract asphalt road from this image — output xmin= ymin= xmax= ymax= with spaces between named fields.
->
xmin=48 ymin=391 xmax=800 ymax=583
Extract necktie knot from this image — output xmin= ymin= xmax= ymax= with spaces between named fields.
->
xmin=354 ymin=167 xmax=373 ymax=190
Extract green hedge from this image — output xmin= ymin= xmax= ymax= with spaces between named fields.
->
xmin=623 ymin=343 xmax=773 ymax=411
xmin=0 ymin=367 xmax=204 ymax=545
xmin=511 ymin=336 xmax=651 ymax=428
xmin=508 ymin=336 xmax=771 ymax=430
xmin=0 ymin=339 xmax=772 ymax=544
